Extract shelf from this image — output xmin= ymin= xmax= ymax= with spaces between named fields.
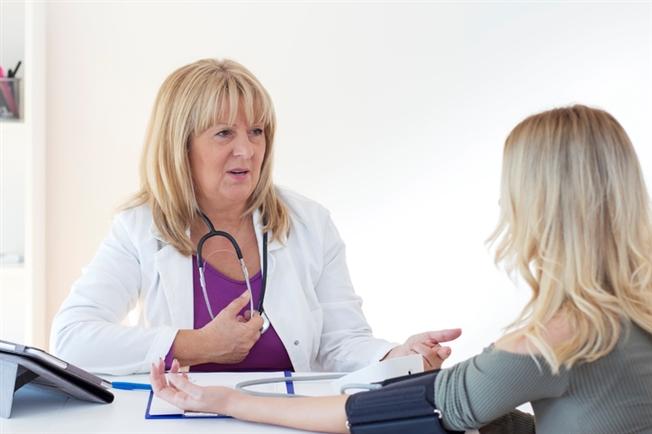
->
xmin=0 ymin=1 xmax=46 ymax=349
xmin=0 ymin=263 xmax=24 ymax=271
xmin=0 ymin=121 xmax=27 ymax=260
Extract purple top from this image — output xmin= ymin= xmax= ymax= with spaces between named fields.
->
xmin=165 ymin=256 xmax=294 ymax=372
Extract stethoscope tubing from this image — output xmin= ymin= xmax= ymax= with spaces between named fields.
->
xmin=196 ymin=210 xmax=270 ymax=333
xmin=234 ymin=374 xmax=382 ymax=397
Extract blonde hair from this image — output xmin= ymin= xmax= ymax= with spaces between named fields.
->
xmin=125 ymin=58 xmax=289 ymax=256
xmin=489 ymin=105 xmax=652 ymax=373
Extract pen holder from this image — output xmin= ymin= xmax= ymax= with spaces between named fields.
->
xmin=0 ymin=78 xmax=21 ymax=120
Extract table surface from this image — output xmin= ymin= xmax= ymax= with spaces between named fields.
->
xmin=2 ymin=372 xmax=482 ymax=434
xmin=1 ymin=373 xmax=326 ymax=434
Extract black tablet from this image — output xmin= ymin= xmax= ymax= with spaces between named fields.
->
xmin=0 ymin=339 xmax=114 ymax=404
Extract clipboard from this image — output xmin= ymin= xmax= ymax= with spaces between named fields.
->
xmin=0 ymin=339 xmax=114 ymax=418
xmin=145 ymin=370 xmax=295 ymax=419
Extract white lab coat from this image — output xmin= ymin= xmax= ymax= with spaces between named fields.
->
xmin=50 ymin=188 xmax=396 ymax=375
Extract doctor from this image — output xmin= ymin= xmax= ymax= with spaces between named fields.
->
xmin=50 ymin=58 xmax=461 ymax=375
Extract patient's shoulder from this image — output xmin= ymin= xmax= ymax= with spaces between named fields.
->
xmin=495 ymin=315 xmax=573 ymax=355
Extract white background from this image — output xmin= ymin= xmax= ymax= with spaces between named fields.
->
xmin=36 ymin=2 xmax=652 ymax=364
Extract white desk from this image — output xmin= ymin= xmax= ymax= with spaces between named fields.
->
xmin=1 ymin=374 xmax=323 ymax=434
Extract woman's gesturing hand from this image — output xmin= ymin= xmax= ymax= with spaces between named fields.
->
xmin=384 ymin=328 xmax=462 ymax=370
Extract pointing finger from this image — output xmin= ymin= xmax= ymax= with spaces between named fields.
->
xmin=424 ymin=328 xmax=462 ymax=344
xmin=222 ymin=291 xmax=252 ymax=316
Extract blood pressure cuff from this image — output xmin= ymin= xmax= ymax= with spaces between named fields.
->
xmin=345 ymin=370 xmax=463 ymax=434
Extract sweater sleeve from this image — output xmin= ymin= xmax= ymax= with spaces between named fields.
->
xmin=434 ymin=347 xmax=569 ymax=431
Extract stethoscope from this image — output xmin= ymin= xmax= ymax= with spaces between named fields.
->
xmin=196 ymin=211 xmax=270 ymax=334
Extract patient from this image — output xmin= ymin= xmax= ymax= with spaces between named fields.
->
xmin=151 ymin=105 xmax=652 ymax=433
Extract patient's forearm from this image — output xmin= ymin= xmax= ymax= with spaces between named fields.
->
xmin=228 ymin=393 xmax=350 ymax=433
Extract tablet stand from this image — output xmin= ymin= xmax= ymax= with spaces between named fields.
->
xmin=1 ymin=358 xmax=38 ymax=418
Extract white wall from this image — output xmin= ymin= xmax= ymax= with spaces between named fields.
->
xmin=46 ymin=3 xmax=652 ymax=363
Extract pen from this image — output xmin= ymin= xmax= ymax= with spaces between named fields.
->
xmin=8 ymin=61 xmax=21 ymax=78
xmin=111 ymin=381 xmax=152 ymax=391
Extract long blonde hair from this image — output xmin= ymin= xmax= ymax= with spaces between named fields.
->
xmin=126 ymin=59 xmax=289 ymax=255
xmin=489 ymin=105 xmax=652 ymax=372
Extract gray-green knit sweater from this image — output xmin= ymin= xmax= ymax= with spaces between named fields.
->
xmin=435 ymin=323 xmax=652 ymax=433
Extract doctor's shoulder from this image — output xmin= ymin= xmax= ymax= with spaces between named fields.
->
xmin=275 ymin=186 xmax=333 ymax=233
xmin=273 ymin=187 xmax=345 ymax=263
xmin=109 ymin=202 xmax=160 ymax=253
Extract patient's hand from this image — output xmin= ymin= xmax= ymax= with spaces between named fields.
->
xmin=384 ymin=328 xmax=462 ymax=370
xmin=150 ymin=358 xmax=237 ymax=415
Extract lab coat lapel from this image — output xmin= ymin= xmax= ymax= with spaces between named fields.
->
xmin=252 ymin=209 xmax=284 ymax=255
xmin=154 ymin=241 xmax=194 ymax=329
xmin=252 ymin=209 xmax=284 ymax=316
xmin=252 ymin=208 xmax=282 ymax=311
xmin=252 ymin=210 xmax=313 ymax=370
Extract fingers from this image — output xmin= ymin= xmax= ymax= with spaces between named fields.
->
xmin=411 ymin=342 xmax=441 ymax=370
xmin=220 ymin=293 xmax=265 ymax=333
xmin=152 ymin=380 xmax=182 ymax=406
xmin=424 ymin=328 xmax=462 ymax=344
xmin=234 ymin=310 xmax=262 ymax=332
xmin=167 ymin=370 xmax=204 ymax=400
xmin=150 ymin=359 xmax=167 ymax=393
xmin=150 ymin=357 xmax=205 ymax=412
xmin=245 ymin=311 xmax=264 ymax=331
xmin=221 ymin=291 xmax=252 ymax=316
xmin=437 ymin=346 xmax=452 ymax=360
xmin=169 ymin=358 xmax=190 ymax=379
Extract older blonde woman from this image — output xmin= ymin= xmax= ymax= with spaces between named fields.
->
xmin=50 ymin=59 xmax=461 ymax=375
xmin=151 ymin=105 xmax=652 ymax=433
